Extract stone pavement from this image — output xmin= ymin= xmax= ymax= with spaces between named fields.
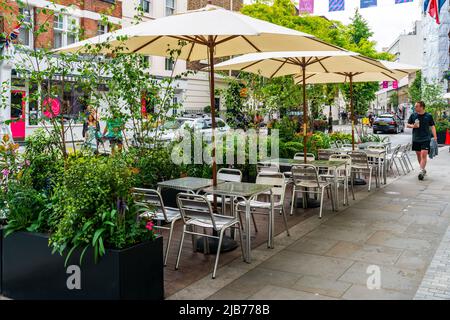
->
xmin=168 ymin=148 xmax=450 ymax=300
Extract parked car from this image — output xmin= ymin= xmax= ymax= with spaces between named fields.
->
xmin=154 ymin=116 xmax=230 ymax=142
xmin=372 ymin=114 xmax=405 ymax=134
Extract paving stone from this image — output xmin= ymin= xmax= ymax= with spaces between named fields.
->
xmin=207 ymin=289 xmax=252 ymax=300
xmin=342 ymin=285 xmax=412 ymax=300
xmin=306 ymin=225 xmax=376 ymax=244
xmin=260 ymin=251 xmax=354 ymax=280
xmin=292 ymin=275 xmax=352 ymax=298
xmin=285 ymin=236 xmax=339 ymax=255
xmin=247 ymin=284 xmax=337 ymax=300
xmin=224 ymin=267 xmax=302 ymax=295
xmin=395 ymin=250 xmax=434 ymax=272
xmin=366 ymin=231 xmax=434 ymax=251
xmin=338 ymin=262 xmax=422 ymax=294
xmin=326 ymin=242 xmax=403 ymax=266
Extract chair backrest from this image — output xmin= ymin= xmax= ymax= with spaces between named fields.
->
xmin=217 ymin=168 xmax=242 ymax=182
xmin=294 ymin=152 xmax=315 ymax=161
xmin=329 ymin=154 xmax=351 ymax=176
xmin=257 ymin=163 xmax=280 ymax=173
xmin=291 ymin=164 xmax=320 ymax=188
xmin=317 ymin=149 xmax=337 ymax=160
xmin=335 ymin=140 xmax=343 ymax=148
xmin=176 ymin=193 xmax=219 ymax=230
xmin=367 ymin=144 xmax=386 ymax=151
xmin=131 ymin=188 xmax=168 ymax=221
xmin=348 ymin=152 xmax=369 ymax=168
xmin=389 ymin=144 xmax=401 ymax=156
xmin=255 ymin=172 xmax=286 ymax=203
xmin=342 ymin=143 xmax=353 ymax=148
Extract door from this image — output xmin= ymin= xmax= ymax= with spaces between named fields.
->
xmin=10 ymin=90 xmax=26 ymax=139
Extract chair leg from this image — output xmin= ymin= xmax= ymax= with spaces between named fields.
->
xmin=368 ymin=168 xmax=372 ymax=192
xmin=190 ymin=225 xmax=197 ymax=253
xmin=393 ymin=158 xmax=401 ymax=175
xmin=351 ymin=172 xmax=355 ymax=200
xmin=281 ymin=206 xmax=290 ymax=237
xmin=319 ymin=187 xmax=325 ymax=219
xmin=251 ymin=211 xmax=258 ymax=233
xmin=164 ymin=220 xmax=177 ymax=266
xmin=236 ymin=223 xmax=245 ymax=262
xmin=329 ymin=185 xmax=336 ymax=212
xmin=175 ymin=225 xmax=186 ymax=271
xmin=290 ymin=187 xmax=296 ymax=216
xmin=406 ymin=153 xmax=414 ymax=171
xmin=212 ymin=229 xmax=225 ymax=279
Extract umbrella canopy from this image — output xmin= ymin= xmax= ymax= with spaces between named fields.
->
xmin=56 ymin=5 xmax=342 ymax=59
xmin=55 ymin=5 xmax=346 ymax=187
xmin=214 ymin=51 xmax=397 ymax=159
xmin=292 ymin=61 xmax=420 ymax=149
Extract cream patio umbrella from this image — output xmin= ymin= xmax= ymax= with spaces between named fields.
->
xmin=55 ymin=4 xmax=345 ymax=186
xmin=294 ymin=60 xmax=420 ymax=149
xmin=214 ymin=51 xmax=398 ymax=161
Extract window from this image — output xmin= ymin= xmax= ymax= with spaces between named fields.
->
xmin=97 ymin=21 xmax=108 ymax=36
xmin=53 ymin=14 xmax=79 ymax=49
xmin=165 ymin=57 xmax=174 ymax=71
xmin=18 ymin=7 xmax=33 ymax=47
xmin=214 ymin=97 xmax=220 ymax=111
xmin=140 ymin=0 xmax=151 ymax=13
xmin=166 ymin=0 xmax=175 ymax=16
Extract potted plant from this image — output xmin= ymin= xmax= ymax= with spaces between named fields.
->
xmin=435 ymin=119 xmax=450 ymax=144
xmin=1 ymin=137 xmax=165 ymax=300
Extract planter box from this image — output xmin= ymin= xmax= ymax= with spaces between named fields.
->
xmin=2 ymin=232 xmax=164 ymax=300
xmin=0 ymin=226 xmax=2 ymax=295
xmin=437 ymin=131 xmax=446 ymax=144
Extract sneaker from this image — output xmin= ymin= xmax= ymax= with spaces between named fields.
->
xmin=418 ymin=170 xmax=425 ymax=181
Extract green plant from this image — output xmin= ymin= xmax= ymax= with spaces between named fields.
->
xmin=49 ymin=154 xmax=156 ymax=265
xmin=435 ymin=119 xmax=450 ymax=132
xmin=3 ymin=180 xmax=47 ymax=236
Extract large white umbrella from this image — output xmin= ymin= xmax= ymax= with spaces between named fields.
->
xmin=56 ymin=4 xmax=344 ymax=186
xmin=214 ymin=51 xmax=397 ymax=160
xmin=294 ymin=61 xmax=420 ymax=149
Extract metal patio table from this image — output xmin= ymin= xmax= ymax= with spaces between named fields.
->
xmin=203 ymin=181 xmax=274 ymax=263
xmin=260 ymin=158 xmax=347 ymax=210
xmin=157 ymin=177 xmax=215 ymax=194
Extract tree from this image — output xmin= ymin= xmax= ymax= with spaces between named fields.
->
xmin=421 ymin=81 xmax=446 ymax=119
xmin=240 ymin=0 xmax=393 ymax=121
xmin=408 ymin=70 xmax=422 ymax=104
xmin=348 ymin=9 xmax=373 ymax=46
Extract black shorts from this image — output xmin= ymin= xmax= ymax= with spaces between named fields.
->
xmin=412 ymin=140 xmax=430 ymax=152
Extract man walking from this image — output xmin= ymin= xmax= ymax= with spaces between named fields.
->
xmin=406 ymin=101 xmax=438 ymax=180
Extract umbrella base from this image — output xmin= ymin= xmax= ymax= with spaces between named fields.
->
xmin=353 ymin=178 xmax=367 ymax=185
xmin=196 ymin=236 xmax=238 ymax=254
xmin=296 ymin=197 xmax=321 ymax=208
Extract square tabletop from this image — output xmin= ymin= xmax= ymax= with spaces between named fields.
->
xmin=203 ymin=181 xmax=273 ymax=198
xmin=157 ymin=177 xmax=214 ymax=192
xmin=260 ymin=158 xmax=347 ymax=168
xmin=357 ymin=142 xmax=390 ymax=149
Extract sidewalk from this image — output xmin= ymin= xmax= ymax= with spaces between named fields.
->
xmin=168 ymin=148 xmax=450 ymax=300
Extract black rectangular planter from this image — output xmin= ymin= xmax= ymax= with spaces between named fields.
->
xmin=437 ymin=131 xmax=446 ymax=144
xmin=2 ymin=232 xmax=164 ymax=300
xmin=0 ymin=226 xmax=3 ymax=295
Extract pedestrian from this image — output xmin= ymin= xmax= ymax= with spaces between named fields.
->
xmin=406 ymin=101 xmax=438 ymax=181
xmin=82 ymin=108 xmax=101 ymax=153
xmin=103 ymin=113 xmax=125 ymax=154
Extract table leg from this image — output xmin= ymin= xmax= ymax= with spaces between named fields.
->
xmin=334 ymin=169 xmax=339 ymax=211
xmin=269 ymin=190 xmax=274 ymax=249
xmin=245 ymin=199 xmax=251 ymax=263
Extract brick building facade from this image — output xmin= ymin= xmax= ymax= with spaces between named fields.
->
xmin=1 ymin=0 xmax=121 ymax=49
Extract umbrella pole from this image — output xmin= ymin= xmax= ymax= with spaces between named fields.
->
xmin=302 ymin=64 xmax=307 ymax=164
xmin=350 ymin=74 xmax=355 ymax=151
xmin=208 ymin=40 xmax=218 ymax=187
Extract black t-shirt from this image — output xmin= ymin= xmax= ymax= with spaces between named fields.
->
xmin=408 ymin=112 xmax=435 ymax=142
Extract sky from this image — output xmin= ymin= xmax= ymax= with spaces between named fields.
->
xmin=244 ymin=0 xmax=423 ymax=51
